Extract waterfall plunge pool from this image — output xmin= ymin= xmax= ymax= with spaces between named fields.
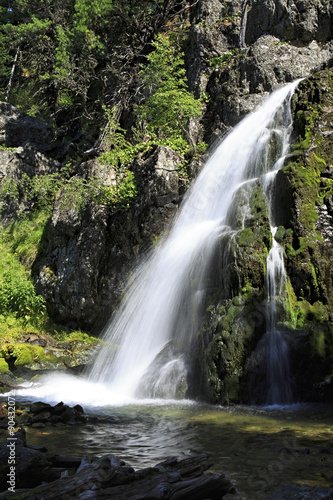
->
xmin=4 ymin=375 xmax=333 ymax=500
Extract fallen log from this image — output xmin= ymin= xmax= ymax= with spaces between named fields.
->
xmin=2 ymin=453 xmax=236 ymax=499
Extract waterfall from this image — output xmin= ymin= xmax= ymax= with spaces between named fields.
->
xmin=264 ymin=233 xmax=294 ymax=404
xmin=89 ymin=80 xmax=301 ymax=402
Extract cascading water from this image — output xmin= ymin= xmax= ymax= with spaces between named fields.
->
xmin=264 ymin=233 xmax=294 ymax=405
xmin=261 ymin=150 xmax=296 ymax=405
xmin=89 ymin=79 xmax=301 ymax=403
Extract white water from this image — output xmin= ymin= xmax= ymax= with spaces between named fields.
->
xmin=87 ymin=80 xmax=301 ymax=402
xmin=15 ymin=80 xmax=301 ymax=407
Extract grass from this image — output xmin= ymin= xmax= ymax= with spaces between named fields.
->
xmin=0 ymin=211 xmax=97 ymax=346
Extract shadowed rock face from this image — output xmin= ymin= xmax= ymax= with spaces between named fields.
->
xmin=0 ymin=101 xmax=55 ymax=151
xmin=35 ymin=146 xmax=181 ymax=330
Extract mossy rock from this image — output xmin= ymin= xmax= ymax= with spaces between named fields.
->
xmin=196 ymin=286 xmax=266 ymax=404
xmin=309 ymin=322 xmax=333 ymax=360
xmin=274 ymin=69 xmax=333 ymax=314
xmin=1 ymin=343 xmax=65 ymax=370
xmin=0 ymin=357 xmax=9 ymax=373
xmin=1 ymin=343 xmax=46 ymax=367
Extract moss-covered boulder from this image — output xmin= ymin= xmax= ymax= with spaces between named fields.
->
xmin=192 ymin=181 xmax=272 ymax=404
xmin=193 ymin=288 xmax=266 ymax=404
xmin=0 ymin=357 xmax=9 ymax=373
xmin=0 ymin=334 xmax=99 ymax=375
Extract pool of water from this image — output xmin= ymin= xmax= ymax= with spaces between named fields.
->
xmin=7 ymin=398 xmax=333 ymax=499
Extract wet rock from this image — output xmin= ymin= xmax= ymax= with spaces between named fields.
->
xmin=30 ymin=401 xmax=53 ymax=414
xmin=0 ymin=427 xmax=82 ymax=491
xmin=0 ymin=439 xmax=51 ymax=490
xmin=1 ymin=401 xmax=90 ymax=428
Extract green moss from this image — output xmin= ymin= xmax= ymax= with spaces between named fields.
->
xmin=0 ymin=339 xmax=98 ymax=370
xmin=67 ymin=331 xmax=99 ymax=344
xmin=293 ymin=300 xmax=329 ymax=329
xmin=279 ymin=71 xmax=333 ymax=310
xmin=311 ymin=327 xmax=326 ymax=357
xmin=0 ymin=357 xmax=9 ymax=373
xmin=1 ymin=343 xmax=46 ymax=367
xmin=202 ymin=284 xmax=266 ymax=403
xmin=238 ymin=227 xmax=254 ymax=246
xmin=309 ymin=323 xmax=333 ymax=360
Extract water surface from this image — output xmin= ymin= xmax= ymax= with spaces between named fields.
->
xmin=15 ymin=398 xmax=333 ymax=499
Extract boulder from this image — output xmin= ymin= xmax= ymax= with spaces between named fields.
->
xmin=0 ymin=144 xmax=61 ymax=223
xmin=0 ymin=102 xmax=55 ymax=152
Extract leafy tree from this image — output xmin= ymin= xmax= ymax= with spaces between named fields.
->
xmin=0 ymin=0 xmax=200 ymax=148
xmin=136 ymin=33 xmax=202 ymax=145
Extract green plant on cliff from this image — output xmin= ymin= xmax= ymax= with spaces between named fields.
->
xmin=135 ymin=33 xmax=203 ymax=148
xmin=209 ymin=49 xmax=239 ymax=70
xmin=2 ymin=211 xmax=50 ymax=269
xmin=99 ymin=34 xmax=206 ymax=194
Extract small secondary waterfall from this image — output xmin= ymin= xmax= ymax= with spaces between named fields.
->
xmin=262 ymin=169 xmax=295 ymax=404
xmin=89 ymin=80 xmax=301 ymax=403
xmin=264 ymin=234 xmax=293 ymax=404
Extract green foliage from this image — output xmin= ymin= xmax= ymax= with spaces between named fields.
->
xmin=1 ymin=211 xmax=50 ymax=268
xmin=0 ymin=171 xmax=64 ymax=217
xmin=136 ymin=34 xmax=202 ymax=142
xmin=209 ymin=49 xmax=239 ymax=70
xmin=97 ymin=170 xmax=138 ymax=208
xmin=0 ymin=242 xmax=46 ymax=321
xmin=0 ymin=0 xmax=171 ymax=121
xmin=0 ymin=213 xmax=99 ymax=341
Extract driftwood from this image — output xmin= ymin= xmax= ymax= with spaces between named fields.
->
xmin=2 ymin=453 xmax=236 ymax=500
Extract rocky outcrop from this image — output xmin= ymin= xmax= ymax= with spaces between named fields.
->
xmin=36 ymin=146 xmax=181 ymax=330
xmin=272 ymin=70 xmax=333 ymax=401
xmin=0 ymin=145 xmax=61 ymax=223
xmin=186 ymin=0 xmax=333 ymax=141
xmin=0 ymin=102 xmax=55 ymax=152
xmin=245 ymin=0 xmax=333 ymax=46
